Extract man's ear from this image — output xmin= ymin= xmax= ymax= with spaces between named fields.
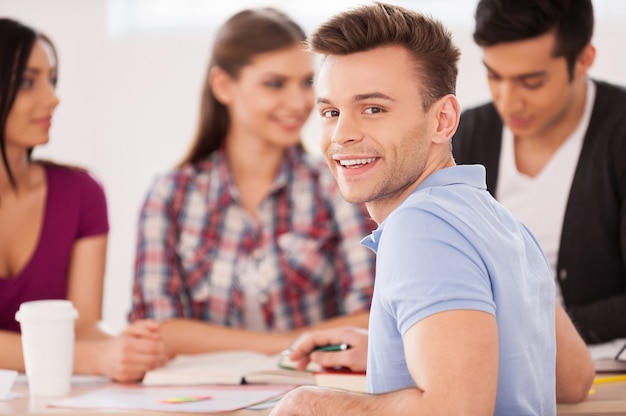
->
xmin=431 ymin=94 xmax=460 ymax=144
xmin=210 ymin=66 xmax=233 ymax=105
xmin=574 ymin=43 xmax=596 ymax=80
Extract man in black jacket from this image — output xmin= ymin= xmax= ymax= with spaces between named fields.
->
xmin=453 ymin=0 xmax=626 ymax=343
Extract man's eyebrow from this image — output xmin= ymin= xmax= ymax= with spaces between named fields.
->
xmin=354 ymin=92 xmax=395 ymax=101
xmin=316 ymin=92 xmax=395 ymax=105
xmin=483 ymin=61 xmax=547 ymax=80
xmin=316 ymin=97 xmax=332 ymax=105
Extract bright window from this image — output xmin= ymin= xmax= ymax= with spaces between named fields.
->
xmin=107 ymin=0 xmax=479 ymax=37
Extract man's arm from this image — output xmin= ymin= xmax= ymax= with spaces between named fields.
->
xmin=401 ymin=309 xmax=499 ymax=414
xmin=555 ymin=303 xmax=595 ymax=403
xmin=271 ymin=386 xmax=424 ymax=415
xmin=271 ymin=310 xmax=498 ymax=415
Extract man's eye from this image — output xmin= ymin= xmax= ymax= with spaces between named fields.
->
xmin=364 ymin=107 xmax=383 ymax=115
xmin=321 ymin=109 xmax=339 ymax=118
xmin=521 ymin=80 xmax=544 ymax=90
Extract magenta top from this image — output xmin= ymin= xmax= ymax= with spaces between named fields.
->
xmin=0 ymin=164 xmax=109 ymax=332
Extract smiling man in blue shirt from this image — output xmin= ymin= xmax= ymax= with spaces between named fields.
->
xmin=270 ymin=3 xmax=594 ymax=415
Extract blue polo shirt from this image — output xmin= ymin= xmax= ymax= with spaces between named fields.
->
xmin=362 ymin=165 xmax=556 ymax=415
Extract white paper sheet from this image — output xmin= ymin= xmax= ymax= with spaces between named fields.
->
xmin=588 ymin=338 xmax=626 ymax=360
xmin=49 ymin=384 xmax=295 ymax=413
xmin=14 ymin=373 xmax=110 ymax=387
xmin=0 ymin=369 xmax=18 ymax=401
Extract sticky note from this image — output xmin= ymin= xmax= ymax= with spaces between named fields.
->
xmin=160 ymin=394 xmax=212 ymax=404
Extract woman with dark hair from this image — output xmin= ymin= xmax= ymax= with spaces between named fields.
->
xmin=130 ymin=8 xmax=376 ymax=355
xmin=0 ymin=18 xmax=166 ymax=381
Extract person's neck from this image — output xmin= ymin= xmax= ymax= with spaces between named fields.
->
xmin=226 ymin=135 xmax=285 ymax=183
xmin=225 ymin=133 xmax=287 ymax=215
xmin=366 ymin=150 xmax=455 ymax=224
xmin=0 ymin=150 xmax=31 ymax=194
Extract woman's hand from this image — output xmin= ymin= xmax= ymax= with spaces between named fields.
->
xmin=96 ymin=319 xmax=169 ymax=382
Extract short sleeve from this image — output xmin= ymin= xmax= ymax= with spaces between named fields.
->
xmin=377 ymin=204 xmax=496 ymax=337
xmin=76 ymin=170 xmax=109 ymax=238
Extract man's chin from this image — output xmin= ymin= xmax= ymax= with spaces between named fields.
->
xmin=338 ymin=190 xmax=368 ymax=205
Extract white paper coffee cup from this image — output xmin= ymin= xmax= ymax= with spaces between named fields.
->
xmin=15 ymin=300 xmax=78 ymax=397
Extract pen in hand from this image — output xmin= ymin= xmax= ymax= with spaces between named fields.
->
xmin=312 ymin=343 xmax=351 ymax=352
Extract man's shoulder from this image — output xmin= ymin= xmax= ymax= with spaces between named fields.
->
xmin=593 ymin=79 xmax=626 ymax=108
xmin=460 ymin=101 xmax=499 ymax=120
xmin=452 ymin=102 xmax=502 ymax=165
xmin=459 ymin=101 xmax=502 ymax=127
xmin=455 ymin=102 xmax=501 ymax=138
xmin=587 ymin=79 xmax=626 ymax=143
xmin=594 ymin=78 xmax=626 ymax=94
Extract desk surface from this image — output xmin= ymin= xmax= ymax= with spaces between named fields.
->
xmin=3 ymin=380 xmax=626 ymax=415
xmin=557 ymin=379 xmax=626 ymax=415
xmin=1 ymin=383 xmax=272 ymax=416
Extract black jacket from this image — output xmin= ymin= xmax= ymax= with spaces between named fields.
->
xmin=452 ymin=80 xmax=626 ymax=343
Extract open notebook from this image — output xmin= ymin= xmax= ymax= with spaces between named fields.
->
xmin=590 ymin=339 xmax=626 ymax=373
xmin=142 ymin=350 xmax=316 ymax=386
xmin=142 ymin=350 xmax=367 ymax=392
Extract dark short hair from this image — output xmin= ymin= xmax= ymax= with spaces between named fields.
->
xmin=473 ymin=0 xmax=594 ymax=78
xmin=308 ymin=2 xmax=460 ymax=112
xmin=0 ymin=18 xmax=58 ymax=189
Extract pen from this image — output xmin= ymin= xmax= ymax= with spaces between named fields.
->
xmin=592 ymin=374 xmax=626 ymax=385
xmin=313 ymin=343 xmax=350 ymax=352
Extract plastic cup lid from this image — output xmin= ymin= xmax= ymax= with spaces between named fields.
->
xmin=15 ymin=299 xmax=79 ymax=323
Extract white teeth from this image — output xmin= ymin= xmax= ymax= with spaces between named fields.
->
xmin=339 ymin=158 xmax=376 ymax=167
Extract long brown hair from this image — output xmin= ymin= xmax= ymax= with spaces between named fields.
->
xmin=179 ymin=8 xmax=306 ymax=167
xmin=0 ymin=18 xmax=58 ymax=190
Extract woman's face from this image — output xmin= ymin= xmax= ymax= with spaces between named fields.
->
xmin=5 ymin=39 xmax=59 ymax=152
xmin=221 ymin=43 xmax=314 ymax=148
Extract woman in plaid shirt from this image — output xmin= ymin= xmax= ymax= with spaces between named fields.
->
xmin=130 ymin=8 xmax=376 ymax=356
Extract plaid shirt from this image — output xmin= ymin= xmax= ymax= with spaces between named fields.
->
xmin=130 ymin=146 xmax=376 ymax=330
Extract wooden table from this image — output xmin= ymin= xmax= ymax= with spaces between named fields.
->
xmin=557 ymin=379 xmax=626 ymax=415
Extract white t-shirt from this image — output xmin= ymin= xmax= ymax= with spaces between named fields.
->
xmin=496 ymin=79 xmax=596 ymax=305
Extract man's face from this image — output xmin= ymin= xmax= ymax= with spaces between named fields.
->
xmin=315 ymin=45 xmax=434 ymax=222
xmin=481 ymin=32 xmax=586 ymax=140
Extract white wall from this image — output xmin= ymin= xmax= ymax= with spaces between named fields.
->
xmin=3 ymin=0 xmax=625 ymax=332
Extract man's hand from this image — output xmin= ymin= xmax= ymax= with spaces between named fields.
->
xmin=270 ymin=386 xmax=319 ymax=416
xmin=286 ymin=326 xmax=368 ymax=372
